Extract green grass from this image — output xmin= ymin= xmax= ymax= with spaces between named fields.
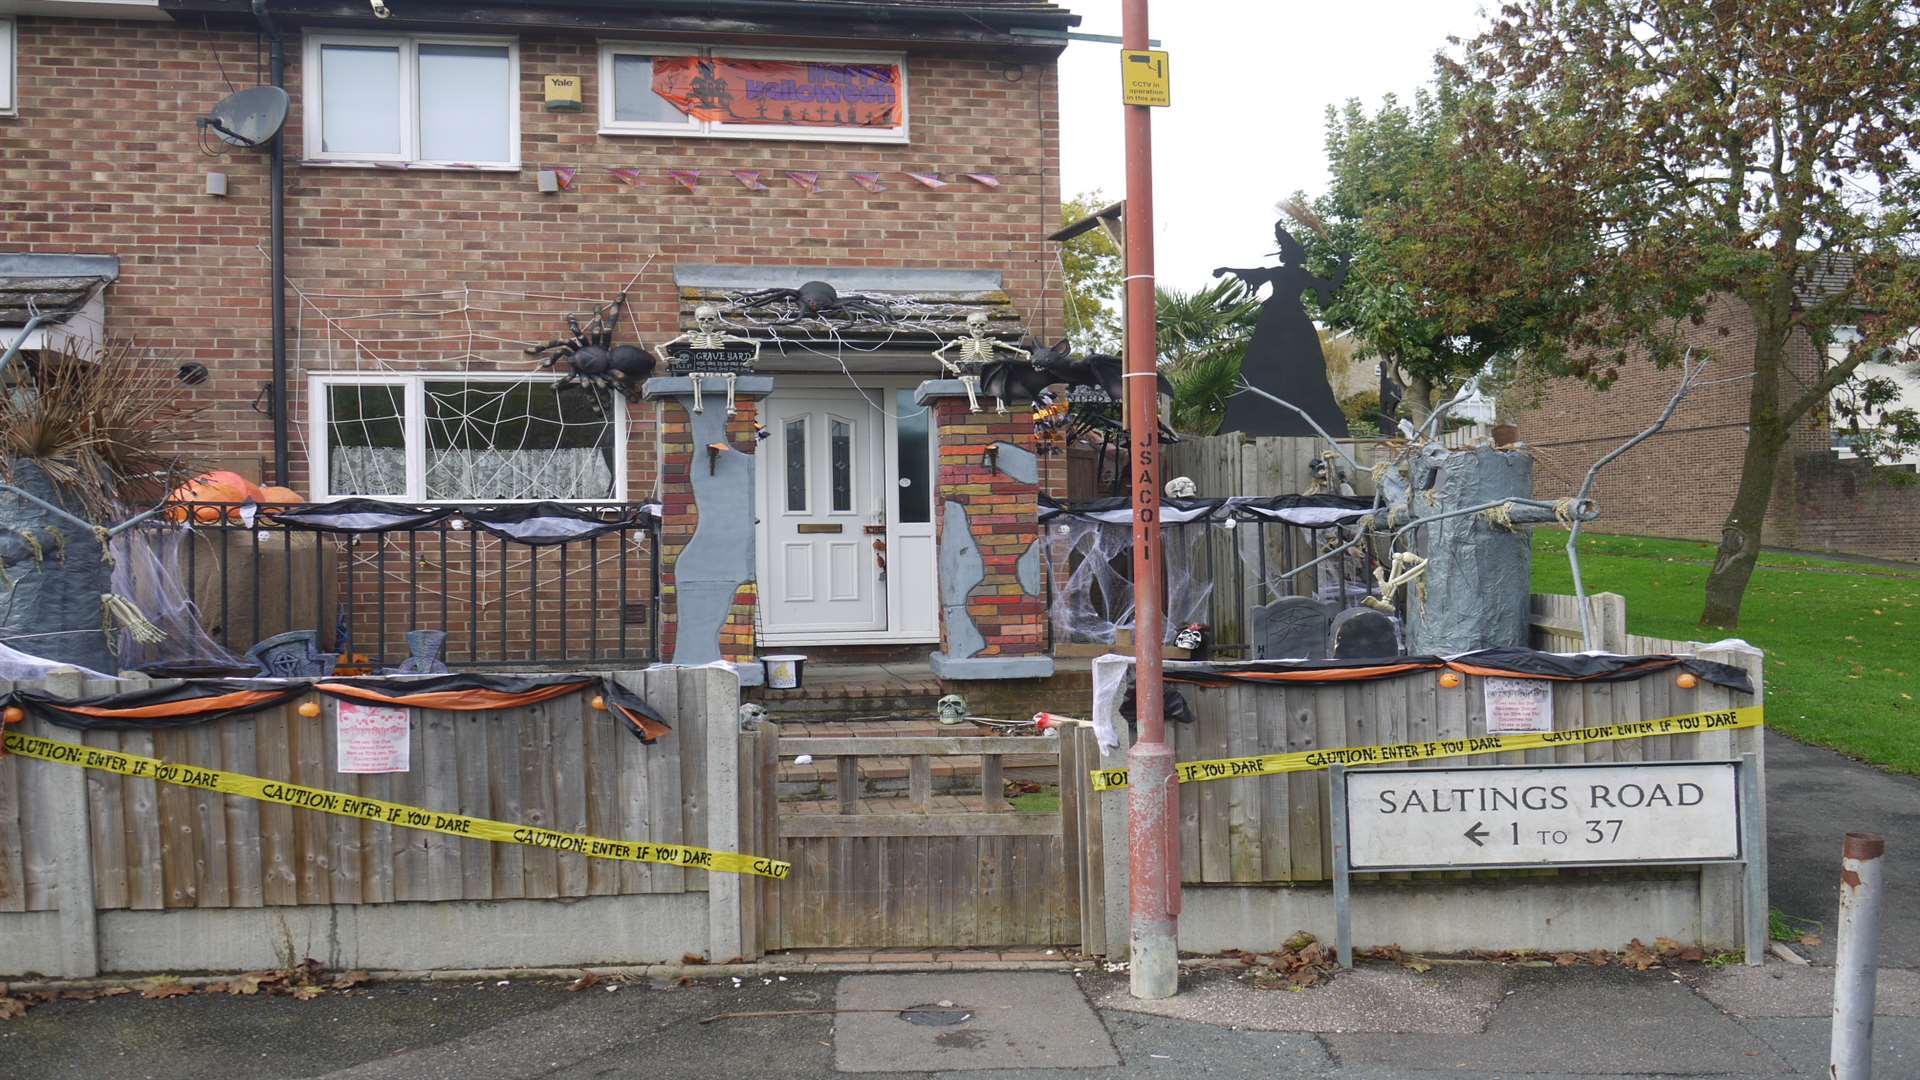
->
xmin=1009 ymin=786 xmax=1061 ymax=813
xmin=1530 ymin=531 xmax=1920 ymax=775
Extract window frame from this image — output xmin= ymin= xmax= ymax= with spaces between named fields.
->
xmin=597 ymin=42 xmax=909 ymax=144
xmin=309 ymin=372 xmax=627 ymax=504
xmin=0 ymin=17 xmax=16 ymax=117
xmin=301 ymin=31 xmax=521 ymax=170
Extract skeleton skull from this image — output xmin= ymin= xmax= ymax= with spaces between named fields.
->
xmin=694 ymin=304 xmax=721 ymax=332
xmin=1174 ymin=623 xmax=1207 ymax=651
xmin=1164 ymin=475 xmax=1198 ymax=499
xmin=966 ymin=310 xmax=990 ymax=336
xmin=738 ymin=702 xmax=768 ymax=732
xmin=936 ymin=694 xmax=969 ymax=726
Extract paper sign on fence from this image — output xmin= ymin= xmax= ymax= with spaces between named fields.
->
xmin=336 ymin=702 xmax=411 ymax=774
xmin=1484 ymin=677 xmax=1554 ymax=734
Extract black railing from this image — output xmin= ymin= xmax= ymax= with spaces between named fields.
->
xmin=147 ymin=502 xmax=660 ymax=672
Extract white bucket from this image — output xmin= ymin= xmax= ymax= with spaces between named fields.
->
xmin=762 ymin=654 xmax=807 ymax=690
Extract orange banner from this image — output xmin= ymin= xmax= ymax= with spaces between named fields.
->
xmin=650 ymin=56 xmax=903 ymax=129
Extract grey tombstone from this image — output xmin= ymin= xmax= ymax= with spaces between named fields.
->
xmin=1250 ymin=595 xmax=1332 ymax=660
xmin=1329 ymin=606 xmax=1402 ymax=660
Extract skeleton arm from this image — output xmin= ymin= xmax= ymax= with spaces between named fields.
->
xmin=653 ymin=330 xmax=692 ymax=362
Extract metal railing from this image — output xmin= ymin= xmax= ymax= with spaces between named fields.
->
xmin=148 ymin=502 xmax=660 ymax=672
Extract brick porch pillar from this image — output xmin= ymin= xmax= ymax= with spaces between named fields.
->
xmin=644 ymin=375 xmax=774 ymax=683
xmin=915 ymin=379 xmax=1053 ymax=680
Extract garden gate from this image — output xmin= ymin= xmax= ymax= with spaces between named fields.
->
xmin=739 ymin=729 xmax=1087 ymax=952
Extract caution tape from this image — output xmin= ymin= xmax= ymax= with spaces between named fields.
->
xmin=1089 ymin=705 xmax=1763 ymax=792
xmin=3 ymin=730 xmax=791 ymax=880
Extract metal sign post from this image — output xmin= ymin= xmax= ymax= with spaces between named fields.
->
xmin=1121 ymin=0 xmax=1178 ymax=1001
xmin=1331 ymin=756 xmax=1765 ymax=969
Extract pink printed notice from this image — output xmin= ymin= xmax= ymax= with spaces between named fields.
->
xmin=336 ymin=702 xmax=412 ymax=774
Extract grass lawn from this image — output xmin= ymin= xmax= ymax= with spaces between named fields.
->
xmin=1529 ymin=531 xmax=1920 ymax=775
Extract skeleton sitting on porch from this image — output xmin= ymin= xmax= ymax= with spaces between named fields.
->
xmin=654 ymin=305 xmax=761 ymax=416
xmin=934 ymin=311 xmax=1029 ymax=413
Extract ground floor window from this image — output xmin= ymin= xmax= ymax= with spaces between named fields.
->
xmin=311 ymin=374 xmax=624 ymax=502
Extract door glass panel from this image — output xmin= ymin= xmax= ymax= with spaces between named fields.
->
xmin=830 ymin=418 xmax=853 ymax=513
xmin=784 ymin=418 xmax=808 ymax=512
xmin=895 ymin=390 xmax=930 ymax=523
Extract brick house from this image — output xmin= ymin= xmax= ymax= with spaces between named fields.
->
xmin=0 ymin=0 xmax=1079 ymax=681
xmin=1502 ymin=287 xmax=1920 ymax=565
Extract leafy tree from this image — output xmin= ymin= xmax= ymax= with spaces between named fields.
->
xmin=1423 ymin=0 xmax=1920 ymax=628
xmin=1289 ymin=88 xmax=1576 ymax=422
xmin=1156 ymin=279 xmax=1259 ymax=434
xmin=1058 ymin=191 xmax=1122 ymax=353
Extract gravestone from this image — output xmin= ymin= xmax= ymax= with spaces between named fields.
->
xmin=1251 ymin=595 xmax=1331 ymax=660
xmin=1329 ymin=606 xmax=1401 ymax=660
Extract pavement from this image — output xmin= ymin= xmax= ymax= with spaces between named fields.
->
xmin=0 ymin=730 xmax=1911 ymax=1079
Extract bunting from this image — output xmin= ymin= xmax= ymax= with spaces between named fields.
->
xmin=964 ymin=172 xmax=1001 ymax=188
xmin=732 ymin=169 xmax=769 ymax=190
xmin=787 ymin=170 xmax=821 ymax=192
xmin=668 ymin=169 xmax=701 ymax=191
xmin=607 ymin=167 xmax=643 ymax=187
xmin=905 ymin=171 xmax=947 ymax=189
xmin=849 ymin=171 xmax=885 ymax=192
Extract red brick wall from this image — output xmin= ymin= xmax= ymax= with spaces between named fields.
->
xmin=1503 ymin=295 xmax=1827 ymax=549
xmin=1791 ymin=453 xmax=1920 ymax=563
xmin=2 ymin=16 xmax=1065 ymax=494
xmin=931 ymin=397 xmax=1045 ymax=657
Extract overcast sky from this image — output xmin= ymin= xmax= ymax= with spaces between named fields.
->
xmin=1057 ymin=1 xmax=1491 ymax=294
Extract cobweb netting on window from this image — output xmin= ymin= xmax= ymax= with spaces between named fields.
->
xmin=1044 ymin=515 xmax=1382 ymax=646
xmin=292 ymin=282 xmax=640 ymax=503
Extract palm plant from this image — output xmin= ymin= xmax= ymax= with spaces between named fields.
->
xmin=1156 ymin=279 xmax=1259 ymax=435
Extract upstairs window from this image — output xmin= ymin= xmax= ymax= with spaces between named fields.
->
xmin=0 ymin=17 xmax=15 ymax=116
xmin=303 ymin=33 xmax=519 ymax=168
xmin=599 ymin=44 xmax=908 ymax=143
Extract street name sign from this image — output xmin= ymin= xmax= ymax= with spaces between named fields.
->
xmin=1342 ymin=761 xmax=1741 ymax=871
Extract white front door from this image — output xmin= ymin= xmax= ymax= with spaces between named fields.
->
xmin=757 ymin=382 xmax=939 ymax=643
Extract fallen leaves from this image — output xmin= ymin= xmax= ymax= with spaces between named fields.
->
xmin=567 ymin=970 xmax=602 ymax=993
xmin=0 ymin=960 xmax=375 ymax=1020
xmin=1238 ymin=930 xmax=1340 ymax=991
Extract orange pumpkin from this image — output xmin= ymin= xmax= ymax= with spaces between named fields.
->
xmin=168 ymin=470 xmax=265 ymax=522
xmin=256 ymin=485 xmax=304 ymax=506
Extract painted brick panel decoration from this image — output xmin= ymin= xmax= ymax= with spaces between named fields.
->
xmin=925 ymin=387 xmax=1051 ymax=678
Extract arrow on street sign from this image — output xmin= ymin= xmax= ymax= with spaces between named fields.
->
xmin=1463 ymin=821 xmax=1489 ymax=847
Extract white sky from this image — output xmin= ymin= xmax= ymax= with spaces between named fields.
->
xmin=1057 ymin=0 xmax=1491 ymax=293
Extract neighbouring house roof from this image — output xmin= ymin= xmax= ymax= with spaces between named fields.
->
xmin=1796 ymin=253 xmax=1860 ymax=311
xmin=161 ymin=0 xmax=1078 ymax=48
xmin=0 ymin=254 xmax=118 ymax=328
xmin=673 ymin=264 xmax=1027 ymax=344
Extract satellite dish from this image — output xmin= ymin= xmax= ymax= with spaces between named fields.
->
xmin=197 ymin=86 xmax=290 ymax=148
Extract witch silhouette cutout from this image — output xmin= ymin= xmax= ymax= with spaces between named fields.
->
xmin=1212 ymin=223 xmax=1351 ymax=439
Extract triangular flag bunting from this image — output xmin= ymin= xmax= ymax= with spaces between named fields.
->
xmin=963 ymin=172 xmax=1002 ymax=189
xmin=733 ymin=169 xmax=769 ymax=190
xmin=787 ymin=170 xmax=821 ymax=193
xmin=606 ymin=167 xmax=643 ymax=187
xmin=552 ymin=167 xmax=577 ymax=191
xmin=905 ymin=171 xmax=947 ymax=189
xmin=849 ymin=172 xmax=885 ymax=192
xmin=668 ymin=169 xmax=700 ymax=191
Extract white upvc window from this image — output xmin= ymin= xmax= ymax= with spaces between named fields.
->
xmin=302 ymin=32 xmax=519 ymax=169
xmin=0 ymin=17 xmax=17 ymax=116
xmin=310 ymin=373 xmax=626 ymax=503
xmin=598 ymin=43 xmax=909 ymax=143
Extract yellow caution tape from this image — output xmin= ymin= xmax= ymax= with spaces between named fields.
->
xmin=1089 ymin=705 xmax=1763 ymax=792
xmin=3 ymin=730 xmax=791 ymax=880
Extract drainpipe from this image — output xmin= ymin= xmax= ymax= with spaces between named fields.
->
xmin=0 ymin=314 xmax=53 ymax=379
xmin=253 ymin=0 xmax=291 ymax=485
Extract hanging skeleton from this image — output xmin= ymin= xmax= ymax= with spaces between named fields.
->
xmin=933 ymin=311 xmax=1030 ymax=413
xmin=525 ymin=295 xmax=655 ymax=401
xmin=654 ymin=305 xmax=762 ymax=416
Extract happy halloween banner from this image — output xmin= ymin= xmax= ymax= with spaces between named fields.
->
xmin=650 ymin=56 xmax=903 ymax=129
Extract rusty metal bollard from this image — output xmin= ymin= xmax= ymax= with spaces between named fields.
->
xmin=1829 ymin=832 xmax=1886 ymax=1079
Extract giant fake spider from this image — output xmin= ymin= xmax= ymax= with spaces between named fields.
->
xmin=524 ymin=294 xmax=655 ymax=400
xmin=723 ymin=280 xmax=901 ymax=327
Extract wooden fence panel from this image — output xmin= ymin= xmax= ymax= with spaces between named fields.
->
xmin=0 ymin=669 xmax=718 ymax=912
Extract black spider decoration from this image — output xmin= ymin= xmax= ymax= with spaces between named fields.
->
xmin=724 ymin=280 xmax=901 ymax=327
xmin=525 ymin=294 xmax=655 ymax=400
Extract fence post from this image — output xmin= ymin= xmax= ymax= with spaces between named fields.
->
xmin=1830 ymin=832 xmax=1887 ymax=1080
xmin=42 ymin=668 xmax=100 ymax=977
xmin=701 ymin=665 xmax=745 ymax=964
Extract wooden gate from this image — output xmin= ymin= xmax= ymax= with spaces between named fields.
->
xmin=739 ymin=729 xmax=1085 ymax=951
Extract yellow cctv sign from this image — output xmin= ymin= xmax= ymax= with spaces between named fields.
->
xmin=1120 ymin=49 xmax=1170 ymax=107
